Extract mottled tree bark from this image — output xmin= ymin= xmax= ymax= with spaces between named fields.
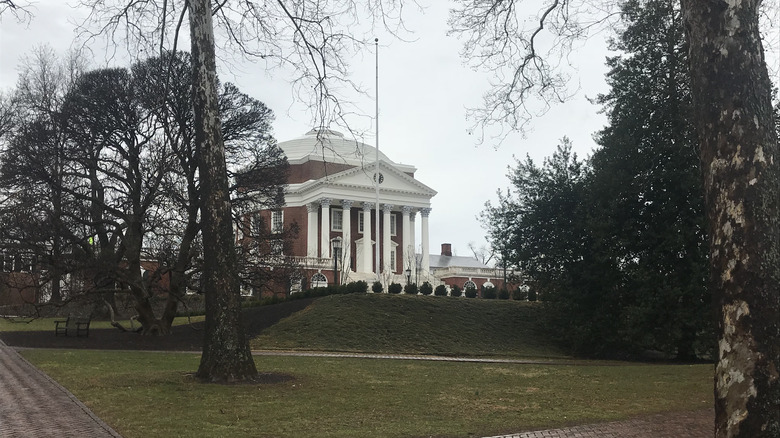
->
xmin=683 ymin=1 xmax=780 ymax=436
xmin=189 ymin=0 xmax=258 ymax=382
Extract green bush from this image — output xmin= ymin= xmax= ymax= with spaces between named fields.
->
xmin=404 ymin=283 xmax=418 ymax=295
xmin=372 ymin=281 xmax=383 ymax=293
xmin=498 ymin=288 xmax=510 ymax=300
xmin=420 ymin=282 xmax=433 ymax=296
xmin=434 ymin=284 xmax=448 ymax=296
xmin=482 ymin=286 xmax=497 ymax=299
xmin=388 ymin=282 xmax=403 ymax=294
xmin=512 ymin=286 xmax=529 ymax=301
xmin=528 ymin=288 xmax=538 ymax=302
xmin=450 ymin=285 xmax=462 ymax=297
xmin=464 ymin=286 xmax=477 ymax=298
xmin=346 ymin=280 xmax=369 ymax=294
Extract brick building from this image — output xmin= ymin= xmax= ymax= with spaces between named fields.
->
xmin=253 ymin=128 xmax=515 ymax=294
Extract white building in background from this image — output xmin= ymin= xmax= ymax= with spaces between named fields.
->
xmin=252 ymin=128 xmax=436 ymax=288
xmin=248 ymin=128 xmax=513 ymax=296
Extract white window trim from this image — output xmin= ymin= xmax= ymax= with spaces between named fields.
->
xmin=331 ymin=208 xmax=343 ymax=232
xmin=312 ymin=272 xmax=328 ymax=288
xmin=390 ymin=214 xmax=397 ymax=236
xmin=271 ymin=210 xmax=283 ymax=234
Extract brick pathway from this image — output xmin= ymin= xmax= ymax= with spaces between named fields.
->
xmin=485 ymin=409 xmax=713 ymax=438
xmin=0 ymin=339 xmax=122 ymax=438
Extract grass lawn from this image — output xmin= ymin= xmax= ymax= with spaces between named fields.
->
xmin=252 ymin=294 xmax=566 ymax=359
xmin=22 ymin=349 xmax=713 ymax=438
xmin=0 ymin=315 xmax=205 ymax=331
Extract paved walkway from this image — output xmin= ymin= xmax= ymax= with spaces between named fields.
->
xmin=0 ymin=339 xmax=122 ymax=438
xmin=0 ymin=343 xmax=712 ymax=438
xmin=485 ymin=410 xmax=713 ymax=437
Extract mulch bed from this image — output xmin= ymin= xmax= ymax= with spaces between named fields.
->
xmin=0 ymin=298 xmax=315 ymax=351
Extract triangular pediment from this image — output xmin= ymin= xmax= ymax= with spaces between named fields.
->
xmin=284 ymin=161 xmax=437 ymax=209
xmin=326 ymin=162 xmax=437 ymax=196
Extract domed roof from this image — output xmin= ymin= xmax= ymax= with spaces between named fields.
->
xmin=278 ymin=128 xmax=392 ymax=165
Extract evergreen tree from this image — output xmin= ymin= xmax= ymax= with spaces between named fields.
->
xmin=483 ymin=0 xmax=712 ymax=359
xmin=589 ymin=0 xmax=711 ymax=359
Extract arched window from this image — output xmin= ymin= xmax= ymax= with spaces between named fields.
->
xmin=482 ymin=280 xmax=495 ymax=289
xmin=311 ymin=272 xmax=328 ymax=288
xmin=464 ymin=280 xmax=477 ymax=290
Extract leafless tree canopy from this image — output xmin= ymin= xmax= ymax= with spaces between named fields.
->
xmin=73 ymin=0 xmax=415 ymax=130
xmin=0 ymin=0 xmax=33 ymax=22
xmin=448 ymin=0 xmax=620 ymax=141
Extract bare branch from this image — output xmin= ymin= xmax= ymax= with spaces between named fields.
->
xmin=449 ymin=0 xmax=621 ymax=143
xmin=0 ymin=0 xmax=33 ymax=23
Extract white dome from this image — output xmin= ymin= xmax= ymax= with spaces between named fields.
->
xmin=278 ymin=128 xmax=392 ymax=165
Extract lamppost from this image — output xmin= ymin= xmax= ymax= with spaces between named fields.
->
xmin=332 ymin=238 xmax=342 ymax=286
xmin=405 ymin=267 xmax=411 ymax=285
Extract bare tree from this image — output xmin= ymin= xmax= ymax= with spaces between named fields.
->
xmin=684 ymin=2 xmax=779 ymax=436
xmin=71 ymin=0 xmax=412 ymax=382
xmin=0 ymin=0 xmax=32 ymax=22
xmin=0 ymin=47 xmax=88 ymax=305
xmin=467 ymin=241 xmax=495 ymax=266
xmin=187 ymin=0 xmax=259 ymax=382
xmin=452 ymin=0 xmax=779 ymax=435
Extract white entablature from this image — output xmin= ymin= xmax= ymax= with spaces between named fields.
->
xmin=284 ymin=161 xmax=437 ymax=208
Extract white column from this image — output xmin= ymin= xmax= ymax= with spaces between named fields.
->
xmin=341 ymin=200 xmax=353 ymax=273
xmin=420 ymin=208 xmax=431 ymax=275
xmin=362 ymin=202 xmax=373 ymax=274
xmin=410 ymin=210 xmax=417 ymax=276
xmin=320 ymin=198 xmax=331 ymax=259
xmin=402 ymin=206 xmax=412 ymax=273
xmin=382 ymin=204 xmax=393 ymax=273
xmin=410 ymin=210 xmax=417 ymax=257
xmin=306 ymin=203 xmax=318 ymax=258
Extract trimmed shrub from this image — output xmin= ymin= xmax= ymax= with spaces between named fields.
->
xmin=420 ymin=282 xmax=433 ymax=296
xmin=434 ymin=284 xmax=448 ymax=296
xmin=388 ymin=282 xmax=403 ymax=294
xmin=512 ymin=286 xmax=529 ymax=301
xmin=464 ymin=286 xmax=478 ymax=298
xmin=498 ymin=288 xmax=510 ymax=300
xmin=450 ymin=285 xmax=462 ymax=297
xmin=346 ymin=280 xmax=369 ymax=294
xmin=482 ymin=286 xmax=497 ymax=299
xmin=528 ymin=288 xmax=538 ymax=302
xmin=372 ymin=281 xmax=383 ymax=293
xmin=404 ymin=283 xmax=418 ymax=295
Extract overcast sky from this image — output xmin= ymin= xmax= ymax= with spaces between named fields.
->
xmin=1 ymin=0 xmax=715 ymax=263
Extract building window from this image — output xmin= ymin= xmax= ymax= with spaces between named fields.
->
xmin=251 ymin=212 xmax=262 ymax=234
xmin=390 ymin=214 xmax=397 ymax=236
xmin=332 ymin=209 xmax=343 ymax=231
xmin=464 ymin=280 xmax=477 ymax=290
xmin=358 ymin=213 xmax=364 ymax=234
xmin=390 ymin=249 xmax=397 ymax=273
xmin=270 ymin=239 xmax=283 ymax=255
xmin=271 ymin=210 xmax=283 ymax=234
xmin=311 ymin=272 xmax=328 ymax=288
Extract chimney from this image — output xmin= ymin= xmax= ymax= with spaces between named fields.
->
xmin=441 ymin=243 xmax=452 ymax=257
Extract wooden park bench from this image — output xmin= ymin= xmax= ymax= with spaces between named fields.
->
xmin=54 ymin=315 xmax=92 ymax=337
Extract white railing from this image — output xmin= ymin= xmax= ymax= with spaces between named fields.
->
xmin=430 ymin=266 xmax=503 ymax=278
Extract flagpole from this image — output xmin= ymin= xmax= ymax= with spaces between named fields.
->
xmin=374 ymin=37 xmax=381 ymax=281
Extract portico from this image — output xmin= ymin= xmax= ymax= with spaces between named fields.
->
xmin=303 ymin=199 xmax=431 ymax=279
xmin=274 ymin=129 xmax=437 ymax=286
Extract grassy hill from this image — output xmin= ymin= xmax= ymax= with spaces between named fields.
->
xmin=250 ymin=293 xmax=567 ymax=358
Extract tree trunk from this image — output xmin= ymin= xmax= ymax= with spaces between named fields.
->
xmin=683 ymin=1 xmax=780 ymax=436
xmin=189 ymin=0 xmax=258 ymax=383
